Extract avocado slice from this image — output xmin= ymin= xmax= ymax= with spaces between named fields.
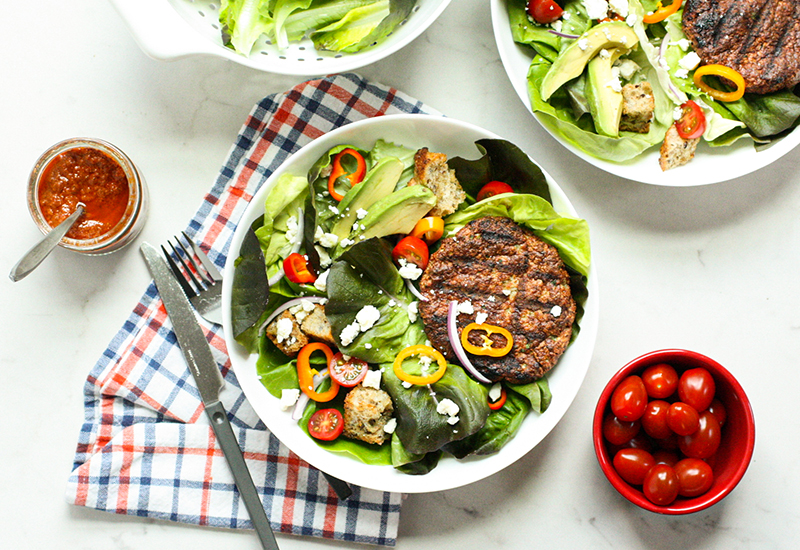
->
xmin=585 ymin=48 xmax=625 ymax=137
xmin=540 ymin=22 xmax=638 ymax=101
xmin=330 ymin=156 xmax=405 ymax=240
xmin=333 ymin=185 xmax=436 ymax=256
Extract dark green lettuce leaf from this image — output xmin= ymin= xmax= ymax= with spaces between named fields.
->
xmin=447 ymin=139 xmax=551 ymax=204
xmin=232 ymin=216 xmax=270 ymax=350
xmin=382 ymin=361 xmax=490 ymax=455
xmin=508 ymin=377 xmax=552 ymax=413
xmin=443 ymin=389 xmax=531 ymax=458
xmin=325 ymin=238 xmax=426 ymax=363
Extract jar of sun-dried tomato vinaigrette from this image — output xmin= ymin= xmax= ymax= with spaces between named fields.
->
xmin=27 ymin=138 xmax=148 ymax=255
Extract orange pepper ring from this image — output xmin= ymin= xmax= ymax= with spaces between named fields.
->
xmin=693 ymin=64 xmax=746 ymax=102
xmin=297 ymin=342 xmax=339 ymax=402
xmin=460 ymin=323 xmax=514 ymax=357
xmin=642 ymin=0 xmax=682 ymax=24
xmin=410 ymin=216 xmax=445 ymax=244
xmin=393 ymin=345 xmax=447 ymax=386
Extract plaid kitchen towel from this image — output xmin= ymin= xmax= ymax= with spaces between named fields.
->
xmin=66 ymin=73 xmax=440 ymax=546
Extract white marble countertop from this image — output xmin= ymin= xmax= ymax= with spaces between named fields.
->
xmin=2 ymin=1 xmax=799 ymax=548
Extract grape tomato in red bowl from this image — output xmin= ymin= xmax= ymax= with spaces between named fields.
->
xmin=593 ymin=349 xmax=755 ymax=514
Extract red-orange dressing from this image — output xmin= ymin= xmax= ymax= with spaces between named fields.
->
xmin=37 ymin=147 xmax=129 ymax=240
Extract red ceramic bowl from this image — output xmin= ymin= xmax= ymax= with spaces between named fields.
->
xmin=593 ymin=349 xmax=755 ymax=514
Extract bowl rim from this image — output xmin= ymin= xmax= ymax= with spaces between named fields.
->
xmin=592 ymin=348 xmax=755 ymax=514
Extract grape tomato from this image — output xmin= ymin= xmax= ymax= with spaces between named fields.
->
xmin=613 ymin=448 xmax=655 ymax=485
xmin=643 ymin=464 xmax=680 ymax=506
xmin=678 ymin=368 xmax=716 ymax=411
xmin=603 ymin=413 xmax=640 ymax=446
xmin=611 ymin=375 xmax=648 ymax=421
xmin=674 ymin=458 xmax=714 ymax=497
xmin=707 ymin=398 xmax=727 ymax=427
xmin=641 ymin=363 xmax=679 ymax=399
xmin=641 ymin=400 xmax=672 ymax=439
xmin=666 ymin=402 xmax=700 ymax=436
xmin=679 ymin=410 xmax=721 ymax=459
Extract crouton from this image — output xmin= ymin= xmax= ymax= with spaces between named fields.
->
xmin=659 ymin=124 xmax=700 ymax=171
xmin=408 ymin=148 xmax=466 ymax=217
xmin=300 ymin=304 xmax=335 ymax=346
xmin=264 ymin=310 xmax=308 ymax=357
xmin=620 ymin=82 xmax=655 ymax=134
xmin=343 ymin=384 xmax=394 ymax=445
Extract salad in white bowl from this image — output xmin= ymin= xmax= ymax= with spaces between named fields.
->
xmin=493 ymin=0 xmax=800 ymax=183
xmin=222 ymin=115 xmax=598 ymax=493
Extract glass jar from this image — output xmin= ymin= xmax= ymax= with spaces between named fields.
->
xmin=27 ymin=138 xmax=149 ymax=255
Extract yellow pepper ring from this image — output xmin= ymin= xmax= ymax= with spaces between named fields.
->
xmin=393 ymin=345 xmax=447 ymax=386
xmin=460 ymin=323 xmax=514 ymax=357
xmin=693 ymin=64 xmax=746 ymax=102
xmin=642 ymin=0 xmax=682 ymax=24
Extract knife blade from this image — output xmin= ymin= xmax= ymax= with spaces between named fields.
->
xmin=141 ymin=242 xmax=279 ymax=550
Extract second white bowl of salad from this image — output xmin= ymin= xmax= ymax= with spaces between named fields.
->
xmin=222 ymin=113 xmax=599 ymax=493
xmin=492 ymin=0 xmax=800 ymax=185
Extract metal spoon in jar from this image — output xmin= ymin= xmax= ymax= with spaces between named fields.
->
xmin=9 ymin=204 xmax=85 ymax=282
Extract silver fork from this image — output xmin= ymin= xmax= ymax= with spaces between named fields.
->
xmin=162 ymin=231 xmax=223 ymax=325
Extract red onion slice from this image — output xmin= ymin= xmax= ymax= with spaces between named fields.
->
xmin=258 ymin=296 xmax=328 ymax=334
xmin=447 ymin=300 xmax=492 ymax=384
xmin=405 ymin=278 xmax=427 ymax=301
xmin=291 ymin=371 xmax=328 ymax=420
xmin=548 ymin=29 xmax=579 ymax=39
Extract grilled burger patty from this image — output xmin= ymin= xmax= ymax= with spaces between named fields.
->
xmin=682 ymin=0 xmax=800 ymax=94
xmin=418 ymin=217 xmax=576 ymax=384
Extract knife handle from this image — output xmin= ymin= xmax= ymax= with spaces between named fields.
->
xmin=205 ymin=401 xmax=280 ymax=550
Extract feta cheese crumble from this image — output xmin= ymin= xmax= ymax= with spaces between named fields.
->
xmin=356 ymin=305 xmax=381 ymax=331
xmin=608 ymin=0 xmax=629 ymax=17
xmin=279 ymin=389 xmax=300 ymax=411
xmin=383 ymin=418 xmax=397 ymax=434
xmin=407 ymin=301 xmax=419 ymax=323
xmin=551 ymin=305 xmax=563 ymax=317
xmin=362 ymin=369 xmax=382 ymax=390
xmin=457 ymin=301 xmax=474 ymax=315
xmin=284 ymin=216 xmax=299 ymax=244
xmin=275 ymin=317 xmax=294 ymax=343
xmin=314 ymin=269 xmax=329 ymax=292
xmin=475 ymin=312 xmax=488 ymax=325
xmin=436 ymin=398 xmax=460 ymax=418
xmin=679 ymin=52 xmax=702 ymax=71
xmin=584 ymin=0 xmax=609 ymax=20
xmin=397 ymin=258 xmax=423 ymax=280
xmin=356 ymin=208 xmax=368 ymax=219
xmin=488 ymin=383 xmax=503 ymax=403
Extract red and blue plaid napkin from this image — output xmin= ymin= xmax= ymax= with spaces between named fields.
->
xmin=66 ymin=73 xmax=440 ymax=546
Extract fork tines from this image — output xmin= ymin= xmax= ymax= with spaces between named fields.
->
xmin=162 ymin=232 xmax=219 ymax=299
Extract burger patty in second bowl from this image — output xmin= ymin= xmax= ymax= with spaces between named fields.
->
xmin=418 ymin=216 xmax=576 ymax=384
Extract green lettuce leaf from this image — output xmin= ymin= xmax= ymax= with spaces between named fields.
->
xmin=220 ymin=0 xmax=276 ymax=56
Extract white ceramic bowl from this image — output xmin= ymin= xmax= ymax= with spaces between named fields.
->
xmin=222 ymin=114 xmax=599 ymax=493
xmin=110 ymin=0 xmax=451 ymax=75
xmin=490 ymin=0 xmax=800 ymax=186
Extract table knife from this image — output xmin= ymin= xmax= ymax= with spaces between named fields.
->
xmin=141 ymin=242 xmax=279 ymax=550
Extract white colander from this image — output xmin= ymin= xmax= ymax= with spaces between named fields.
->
xmin=109 ymin=0 xmax=452 ymax=75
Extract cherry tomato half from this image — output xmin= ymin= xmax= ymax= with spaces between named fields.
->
xmin=643 ymin=463 xmax=680 ymax=506
xmin=610 ymin=375 xmax=648 ymax=422
xmin=641 ymin=363 xmax=679 ymax=399
xmin=678 ymin=368 xmax=716 ymax=412
xmin=603 ymin=413 xmax=640 ymax=446
xmin=526 ymin=0 xmax=564 ymax=24
xmin=392 ymin=235 xmax=429 ymax=270
xmin=641 ymin=400 xmax=672 ymax=439
xmin=674 ymin=458 xmax=714 ymax=497
xmin=329 ymin=352 xmax=369 ymax=388
xmin=675 ymin=100 xmax=707 ymax=140
xmin=410 ymin=216 xmax=444 ymax=244
xmin=283 ymin=253 xmax=316 ymax=284
xmin=679 ymin=410 xmax=721 ymax=459
xmin=667 ymin=402 xmax=700 ymax=436
xmin=476 ymin=181 xmax=514 ymax=201
xmin=308 ymin=408 xmax=344 ymax=441
xmin=613 ymin=448 xmax=655 ymax=486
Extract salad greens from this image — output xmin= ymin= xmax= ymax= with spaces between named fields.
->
xmin=219 ymin=0 xmax=417 ymax=55
xmin=509 ymin=0 xmax=800 ymax=163
xmin=231 ymin=137 xmax=591 ymax=474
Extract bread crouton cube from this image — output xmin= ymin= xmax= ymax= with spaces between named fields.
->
xmin=300 ymin=304 xmax=336 ymax=346
xmin=408 ymin=148 xmax=466 ymax=217
xmin=343 ymin=384 xmax=394 ymax=445
xmin=264 ymin=310 xmax=308 ymax=357
xmin=659 ymin=124 xmax=700 ymax=171
xmin=620 ymin=82 xmax=655 ymax=134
